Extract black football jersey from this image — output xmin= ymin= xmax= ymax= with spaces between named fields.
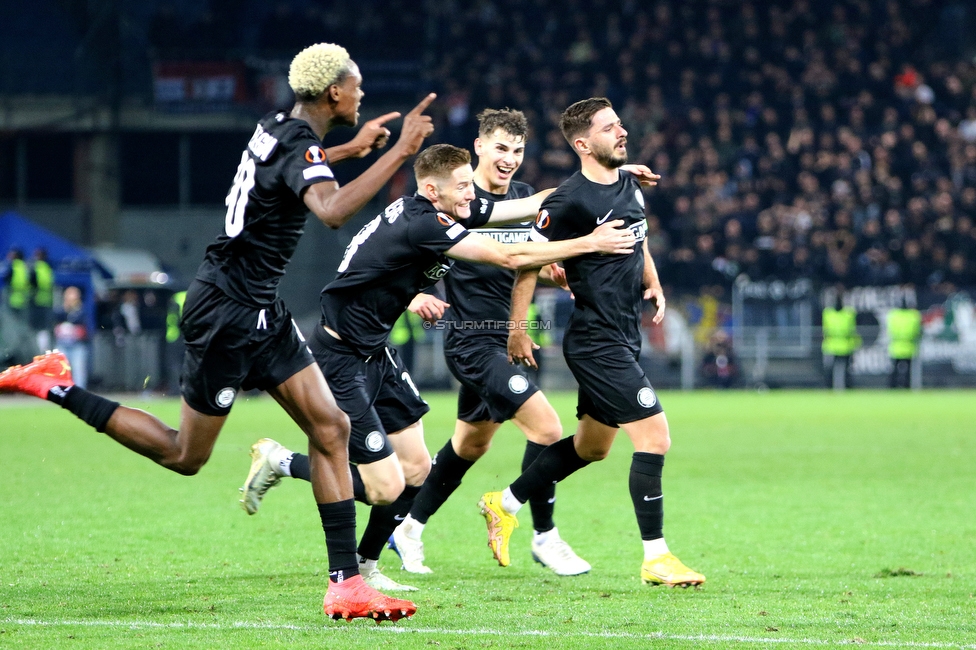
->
xmin=321 ymin=194 xmax=493 ymax=356
xmin=442 ymin=181 xmax=535 ymax=353
xmin=195 ymin=111 xmax=336 ymax=306
xmin=530 ymin=170 xmax=649 ymax=357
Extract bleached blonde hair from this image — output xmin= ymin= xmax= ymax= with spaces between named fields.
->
xmin=288 ymin=43 xmax=353 ymax=101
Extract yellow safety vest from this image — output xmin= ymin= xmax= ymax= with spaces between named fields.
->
xmin=391 ymin=311 xmax=425 ymax=346
xmin=527 ymin=302 xmax=552 ymax=346
xmin=32 ymin=260 xmax=54 ymax=307
xmin=887 ymin=308 xmax=921 ymax=360
xmin=166 ymin=291 xmax=187 ymax=343
xmin=822 ymin=307 xmax=860 ymax=356
xmin=7 ymin=259 xmax=30 ymax=310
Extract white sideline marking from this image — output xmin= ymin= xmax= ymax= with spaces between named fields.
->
xmin=3 ymin=619 xmax=975 ymax=648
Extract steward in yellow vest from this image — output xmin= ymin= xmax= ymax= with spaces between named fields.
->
xmin=822 ymin=297 xmax=860 ymax=389
xmin=886 ymin=305 xmax=921 ymax=388
xmin=5 ymin=250 xmax=30 ymax=314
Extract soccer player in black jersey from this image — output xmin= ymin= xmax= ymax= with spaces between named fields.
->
xmin=239 ymin=143 xmax=635 ymax=590
xmin=388 ymin=109 xmax=590 ymax=577
xmin=479 ymin=98 xmax=706 ymax=587
xmin=0 ymin=43 xmax=436 ymax=620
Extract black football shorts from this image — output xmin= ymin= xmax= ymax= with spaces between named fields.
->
xmin=446 ymin=341 xmax=539 ymax=424
xmin=565 ymin=346 xmax=664 ymax=428
xmin=179 ymin=280 xmax=315 ymax=416
xmin=309 ymin=325 xmax=430 ymax=465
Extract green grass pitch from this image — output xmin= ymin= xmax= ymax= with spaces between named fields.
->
xmin=0 ymin=390 xmax=974 ymax=649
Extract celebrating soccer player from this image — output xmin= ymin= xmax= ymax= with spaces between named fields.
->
xmin=389 ymin=109 xmax=590 ymax=577
xmin=0 ymin=43 xmax=436 ymax=620
xmin=239 ymin=143 xmax=636 ymax=590
xmin=479 ymin=97 xmax=706 ymax=587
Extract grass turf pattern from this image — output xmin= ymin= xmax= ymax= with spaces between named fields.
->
xmin=0 ymin=390 xmax=973 ymax=648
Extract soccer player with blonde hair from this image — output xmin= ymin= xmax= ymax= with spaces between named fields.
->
xmin=0 ymin=42 xmax=435 ymax=622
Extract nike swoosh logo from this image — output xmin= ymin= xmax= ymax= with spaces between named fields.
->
xmin=643 ymin=495 xmax=663 ymax=501
xmin=596 ymin=209 xmax=613 ymax=224
xmin=547 ymin=497 xmax=556 ymax=504
xmin=394 ymin=515 xmax=405 ymax=520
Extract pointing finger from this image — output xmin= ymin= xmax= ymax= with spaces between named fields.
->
xmin=407 ymin=93 xmax=437 ymax=116
xmin=371 ymin=111 xmax=401 ymax=125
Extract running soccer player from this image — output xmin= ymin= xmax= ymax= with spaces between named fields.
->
xmin=239 ymin=143 xmax=636 ymax=591
xmin=478 ymin=98 xmax=706 ymax=587
xmin=388 ymin=108 xmax=591 ymax=577
xmin=0 ymin=43 xmax=434 ymax=620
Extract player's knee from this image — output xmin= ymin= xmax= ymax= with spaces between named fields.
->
xmin=366 ymin=475 xmax=405 ymax=506
xmin=527 ymin=425 xmax=561 ymax=446
xmin=309 ymin=407 xmax=350 ymax=456
xmin=400 ymin=454 xmax=432 ymax=486
xmin=456 ymin=438 xmax=491 ymax=460
xmin=578 ymin=447 xmax=610 ymax=462
xmin=658 ymin=435 xmax=672 ymax=455
xmin=166 ymin=453 xmax=208 ymax=476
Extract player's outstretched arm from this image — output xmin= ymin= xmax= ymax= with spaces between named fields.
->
xmin=446 ymin=220 xmax=635 ymax=270
xmin=304 ymin=94 xmax=436 ymax=229
xmin=483 ymin=189 xmax=555 ymax=226
xmin=508 ymin=268 xmax=541 ymax=368
xmin=325 ymin=112 xmax=401 ymax=162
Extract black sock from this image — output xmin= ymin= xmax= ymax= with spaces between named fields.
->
xmin=349 ymin=465 xmax=368 ymax=504
xmin=317 ymin=500 xmax=360 ymax=583
xmin=409 ymin=440 xmax=474 ymax=524
xmin=52 ymin=386 xmax=119 ymax=433
xmin=290 ymin=452 xmax=311 ymax=481
xmin=630 ymin=452 xmax=665 ymax=540
xmin=524 ymin=441 xmax=555 ymax=533
xmin=289 ymin=455 xmax=367 ymax=503
xmin=510 ymin=436 xmax=589 ymax=504
xmin=357 ymin=485 xmax=421 ymax=560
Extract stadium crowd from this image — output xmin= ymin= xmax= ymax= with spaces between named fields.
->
xmin=417 ymin=0 xmax=976 ymax=296
xmin=119 ymin=1 xmax=976 ymax=298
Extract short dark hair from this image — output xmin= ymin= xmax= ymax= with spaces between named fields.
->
xmin=414 ymin=144 xmax=472 ymax=183
xmin=477 ymin=108 xmax=528 ymax=140
xmin=559 ymin=97 xmax=613 ymax=144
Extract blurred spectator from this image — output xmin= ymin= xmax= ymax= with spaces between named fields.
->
xmin=54 ymin=286 xmax=89 ymax=388
xmin=700 ymin=330 xmax=738 ymax=388
xmin=113 ymin=290 xmax=142 ymax=346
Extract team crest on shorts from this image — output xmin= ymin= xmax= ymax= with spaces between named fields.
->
xmin=637 ymin=387 xmax=657 ymax=408
xmin=365 ymin=431 xmax=385 ymax=452
xmin=215 ymin=387 xmax=236 ymax=408
xmin=508 ymin=375 xmax=529 ymax=394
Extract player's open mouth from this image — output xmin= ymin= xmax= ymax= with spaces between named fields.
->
xmin=496 ymin=166 xmax=514 ymax=177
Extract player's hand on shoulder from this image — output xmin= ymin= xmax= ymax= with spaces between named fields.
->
xmin=507 ymin=329 xmax=539 ymax=369
xmin=643 ymin=285 xmax=666 ymax=324
xmin=348 ymin=112 xmax=401 ymax=158
xmin=394 ymin=93 xmax=436 ymax=156
xmin=589 ymin=219 xmax=636 ymax=255
xmin=408 ymin=292 xmax=449 ymax=322
xmin=620 ymin=164 xmax=661 ymax=187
